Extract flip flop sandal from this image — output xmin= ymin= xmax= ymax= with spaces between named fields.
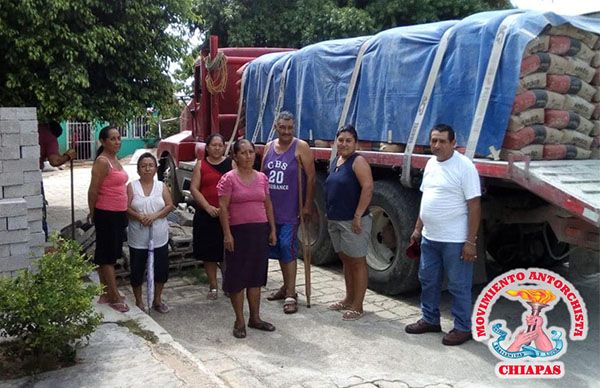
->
xmin=108 ymin=302 xmax=130 ymax=313
xmin=233 ymin=324 xmax=246 ymax=339
xmin=342 ymin=310 xmax=364 ymax=321
xmin=207 ymin=289 xmax=218 ymax=300
xmin=328 ymin=301 xmax=350 ymax=311
xmin=283 ymin=297 xmax=298 ymax=314
xmin=267 ymin=287 xmax=286 ymax=301
xmin=248 ymin=321 xmax=276 ymax=332
xmin=152 ymin=302 xmax=170 ymax=314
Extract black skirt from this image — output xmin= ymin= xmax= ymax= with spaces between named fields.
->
xmin=193 ymin=210 xmax=224 ymax=262
xmin=94 ymin=208 xmax=127 ymax=265
xmin=222 ymin=223 xmax=269 ymax=294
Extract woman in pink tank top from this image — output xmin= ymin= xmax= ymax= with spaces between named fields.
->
xmin=88 ymin=126 xmax=130 ymax=313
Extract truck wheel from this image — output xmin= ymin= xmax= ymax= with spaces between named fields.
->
xmin=160 ymin=156 xmax=184 ymax=205
xmin=300 ymin=172 xmax=336 ymax=266
xmin=367 ymin=180 xmax=420 ymax=294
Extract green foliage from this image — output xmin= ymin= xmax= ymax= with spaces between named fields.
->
xmin=0 ymin=0 xmax=193 ymax=124
xmin=0 ymin=235 xmax=102 ymax=364
xmin=190 ymin=0 xmax=511 ymax=48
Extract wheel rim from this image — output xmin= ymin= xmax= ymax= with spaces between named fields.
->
xmin=366 ymin=206 xmax=398 ymax=271
xmin=298 ymin=201 xmax=321 ymax=247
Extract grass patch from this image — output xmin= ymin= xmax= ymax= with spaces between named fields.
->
xmin=186 ymin=267 xmax=209 ymax=285
xmin=117 ymin=320 xmax=159 ymax=344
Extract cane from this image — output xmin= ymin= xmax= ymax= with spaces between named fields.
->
xmin=296 ymin=156 xmax=312 ymax=307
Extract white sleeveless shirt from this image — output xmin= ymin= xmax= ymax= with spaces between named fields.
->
xmin=127 ymin=180 xmax=169 ymax=249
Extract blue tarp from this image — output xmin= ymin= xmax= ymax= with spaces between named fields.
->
xmin=244 ymin=10 xmax=600 ymax=157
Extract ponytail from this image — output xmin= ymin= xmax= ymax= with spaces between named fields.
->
xmin=95 ymin=145 xmax=104 ymax=160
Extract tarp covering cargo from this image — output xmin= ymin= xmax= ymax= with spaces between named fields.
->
xmin=243 ymin=10 xmax=600 ymax=158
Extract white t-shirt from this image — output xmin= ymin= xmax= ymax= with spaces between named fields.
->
xmin=419 ymin=151 xmax=481 ymax=242
xmin=128 ymin=180 xmax=170 ymax=249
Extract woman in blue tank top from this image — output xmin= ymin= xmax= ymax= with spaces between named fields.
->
xmin=325 ymin=125 xmax=373 ymax=321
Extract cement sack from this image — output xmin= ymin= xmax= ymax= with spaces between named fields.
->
xmin=546 ymin=74 xmax=596 ymax=100
xmin=517 ymin=73 xmax=547 ymax=93
xmin=525 ymin=35 xmax=550 ymax=55
xmin=543 ymin=144 xmax=592 ymax=159
xmin=512 ymin=90 xmax=565 ymax=114
xmin=548 ymin=25 xmax=599 ymax=50
xmin=593 ymin=103 xmax=600 ymax=120
xmin=544 ymin=109 xmax=594 ymax=134
xmin=563 ymin=94 xmax=595 ymax=118
xmin=592 ymin=67 xmax=600 ymax=86
xmin=560 ymin=129 xmax=593 ymax=149
xmin=507 ymin=109 xmax=545 ymax=131
xmin=592 ymin=51 xmax=600 ymax=68
xmin=521 ymin=53 xmax=569 ymax=77
xmin=592 ymin=121 xmax=600 ymax=136
xmin=500 ymin=144 xmax=544 ymax=160
xmin=548 ymin=35 xmax=595 ymax=63
xmin=566 ymin=57 xmax=595 ymax=83
xmin=502 ymin=125 xmax=562 ymax=149
xmin=594 ymin=86 xmax=600 ymax=103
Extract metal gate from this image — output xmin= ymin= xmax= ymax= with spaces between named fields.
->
xmin=66 ymin=121 xmax=96 ymax=161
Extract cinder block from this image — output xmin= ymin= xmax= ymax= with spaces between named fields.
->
xmin=10 ymin=242 xmax=29 ymax=256
xmin=28 ymin=220 xmax=42 ymax=233
xmin=8 ymin=215 xmax=28 ymax=230
xmin=0 ymin=107 xmax=36 ymax=121
xmin=25 ymin=195 xmax=43 ymax=209
xmin=0 ymin=120 xmax=20 ymax=134
xmin=1 ymin=133 xmax=20 ymax=147
xmin=20 ymin=155 xmax=40 ymax=171
xmin=2 ymin=159 xmax=27 ymax=174
xmin=0 ymin=229 xmax=28 ymax=244
xmin=0 ymin=172 xmax=23 ymax=186
xmin=23 ymin=182 xmax=41 ymax=196
xmin=0 ymin=255 xmax=34 ymax=273
xmin=29 ymin=246 xmax=44 ymax=260
xmin=20 ymin=145 xmax=40 ymax=159
xmin=0 ymin=146 xmax=20 ymax=160
xmin=29 ymin=232 xmax=45 ymax=246
xmin=0 ymin=244 xmax=9 ymax=258
xmin=23 ymin=170 xmax=41 ymax=184
xmin=19 ymin=120 xmax=38 ymax=134
xmin=2 ymin=185 xmax=23 ymax=198
xmin=0 ymin=217 xmax=6 ymax=231
xmin=27 ymin=208 xmax=42 ymax=222
xmin=0 ymin=198 xmax=27 ymax=217
xmin=20 ymin=131 xmax=39 ymax=146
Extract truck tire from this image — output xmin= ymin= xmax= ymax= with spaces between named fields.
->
xmin=300 ymin=172 xmax=337 ymax=266
xmin=367 ymin=180 xmax=420 ymax=294
xmin=160 ymin=156 xmax=184 ymax=205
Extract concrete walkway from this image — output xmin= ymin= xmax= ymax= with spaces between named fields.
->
xmin=0 ymin=299 xmax=225 ymax=388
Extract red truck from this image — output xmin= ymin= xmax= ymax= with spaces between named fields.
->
xmin=158 ymin=11 xmax=600 ymax=294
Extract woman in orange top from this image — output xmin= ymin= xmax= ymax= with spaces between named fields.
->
xmin=88 ymin=126 xmax=129 ymax=313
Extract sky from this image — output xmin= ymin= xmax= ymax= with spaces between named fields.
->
xmin=511 ymin=0 xmax=600 ymax=16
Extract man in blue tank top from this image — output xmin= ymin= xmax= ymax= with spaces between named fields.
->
xmin=262 ymin=112 xmax=316 ymax=314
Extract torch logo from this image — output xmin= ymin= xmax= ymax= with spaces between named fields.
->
xmin=472 ymin=268 xmax=588 ymax=379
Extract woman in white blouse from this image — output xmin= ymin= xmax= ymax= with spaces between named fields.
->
xmin=127 ymin=153 xmax=174 ymax=313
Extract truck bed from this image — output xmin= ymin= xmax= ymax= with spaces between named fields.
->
xmin=307 ymin=146 xmax=600 ymax=227
xmin=507 ymin=159 xmax=600 ymax=227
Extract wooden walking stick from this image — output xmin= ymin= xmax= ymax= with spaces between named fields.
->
xmin=297 ymin=156 xmax=312 ymax=307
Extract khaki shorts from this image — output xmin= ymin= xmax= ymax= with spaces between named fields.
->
xmin=327 ymin=214 xmax=372 ymax=258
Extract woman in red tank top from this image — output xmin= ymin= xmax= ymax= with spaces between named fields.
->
xmin=190 ymin=134 xmax=233 ymax=299
xmin=88 ymin=126 xmax=130 ymax=313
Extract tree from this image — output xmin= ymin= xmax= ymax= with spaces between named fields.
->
xmin=191 ymin=0 xmax=511 ymax=48
xmin=0 ymin=0 xmax=193 ymax=124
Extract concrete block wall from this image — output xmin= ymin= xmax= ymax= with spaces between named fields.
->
xmin=0 ymin=108 xmax=45 ymax=275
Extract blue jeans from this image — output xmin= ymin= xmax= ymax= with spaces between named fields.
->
xmin=418 ymin=237 xmax=473 ymax=332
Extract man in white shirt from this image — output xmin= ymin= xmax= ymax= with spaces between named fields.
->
xmin=405 ymin=124 xmax=481 ymax=346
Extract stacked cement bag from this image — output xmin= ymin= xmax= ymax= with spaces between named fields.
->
xmin=502 ymin=24 xmax=600 ymax=160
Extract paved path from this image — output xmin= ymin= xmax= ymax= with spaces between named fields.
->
xmin=41 ymin=160 xmax=599 ymax=388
